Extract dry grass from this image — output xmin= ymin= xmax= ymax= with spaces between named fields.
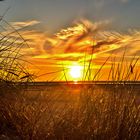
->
xmin=0 ymin=82 xmax=139 ymax=140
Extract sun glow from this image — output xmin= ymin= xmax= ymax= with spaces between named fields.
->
xmin=69 ymin=64 xmax=83 ymax=81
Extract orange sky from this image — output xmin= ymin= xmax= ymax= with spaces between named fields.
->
xmin=2 ymin=19 xmax=140 ymax=81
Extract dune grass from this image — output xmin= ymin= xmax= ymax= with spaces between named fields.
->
xmin=0 ymin=81 xmax=139 ymax=140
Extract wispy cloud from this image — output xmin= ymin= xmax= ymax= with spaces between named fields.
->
xmin=21 ymin=19 xmax=140 ymax=61
xmin=11 ymin=20 xmax=40 ymax=29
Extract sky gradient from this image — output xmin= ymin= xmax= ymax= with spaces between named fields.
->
xmin=0 ymin=0 xmax=140 ymax=81
xmin=0 ymin=0 xmax=140 ymax=32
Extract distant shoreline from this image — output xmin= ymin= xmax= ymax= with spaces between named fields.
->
xmin=20 ymin=81 xmax=140 ymax=86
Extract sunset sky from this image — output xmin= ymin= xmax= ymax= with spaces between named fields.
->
xmin=0 ymin=0 xmax=140 ymax=81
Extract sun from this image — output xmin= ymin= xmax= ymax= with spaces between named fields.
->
xmin=69 ymin=64 xmax=83 ymax=81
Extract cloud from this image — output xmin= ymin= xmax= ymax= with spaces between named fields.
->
xmin=42 ymin=19 xmax=112 ymax=55
xmin=10 ymin=19 xmax=140 ymax=62
xmin=11 ymin=20 xmax=40 ymax=29
xmin=22 ymin=19 xmax=139 ymax=62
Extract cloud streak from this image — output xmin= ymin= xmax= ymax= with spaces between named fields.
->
xmin=11 ymin=20 xmax=40 ymax=29
xmin=19 ymin=19 xmax=140 ymax=62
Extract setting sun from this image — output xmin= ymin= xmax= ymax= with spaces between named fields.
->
xmin=69 ymin=64 xmax=83 ymax=81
